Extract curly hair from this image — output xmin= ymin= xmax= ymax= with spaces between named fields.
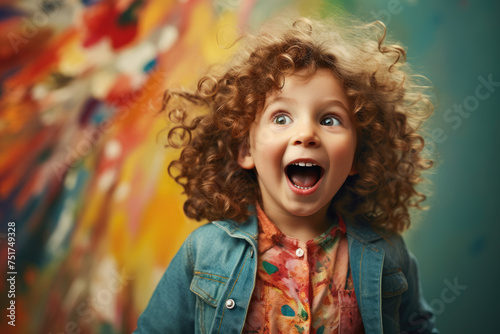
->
xmin=163 ymin=16 xmax=434 ymax=233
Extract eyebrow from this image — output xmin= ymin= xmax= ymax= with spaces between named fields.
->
xmin=264 ymin=96 xmax=351 ymax=114
xmin=319 ymin=98 xmax=351 ymax=114
xmin=264 ymin=96 xmax=296 ymax=108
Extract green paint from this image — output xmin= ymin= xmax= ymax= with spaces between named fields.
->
xmin=294 ymin=324 xmax=305 ymax=333
xmin=315 ymin=260 xmax=323 ymax=272
xmin=300 ymin=309 xmax=308 ymax=321
xmin=321 ymin=235 xmax=339 ymax=252
xmin=281 ymin=304 xmax=295 ymax=317
xmin=262 ymin=261 xmax=278 ymax=274
xmin=317 ymin=325 xmax=325 ymax=334
xmin=118 ymin=0 xmax=142 ymax=25
xmin=38 ymin=148 xmax=52 ymax=162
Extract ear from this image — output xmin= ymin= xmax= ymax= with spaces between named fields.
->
xmin=237 ymin=142 xmax=255 ymax=170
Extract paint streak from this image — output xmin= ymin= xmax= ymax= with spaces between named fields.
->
xmin=281 ymin=304 xmax=295 ymax=316
xmin=263 ymin=261 xmax=279 ymax=275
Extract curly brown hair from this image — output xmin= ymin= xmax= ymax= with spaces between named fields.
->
xmin=163 ymin=16 xmax=434 ymax=233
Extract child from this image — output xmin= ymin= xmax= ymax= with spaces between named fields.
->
xmin=134 ymin=16 xmax=438 ymax=334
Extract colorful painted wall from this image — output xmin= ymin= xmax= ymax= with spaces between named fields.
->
xmin=0 ymin=0 xmax=498 ymax=333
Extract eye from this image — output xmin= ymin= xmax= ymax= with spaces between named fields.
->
xmin=273 ymin=114 xmax=292 ymax=125
xmin=320 ymin=116 xmax=341 ymax=127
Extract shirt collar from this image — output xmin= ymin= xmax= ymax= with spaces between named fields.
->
xmin=256 ymin=203 xmax=346 ymax=255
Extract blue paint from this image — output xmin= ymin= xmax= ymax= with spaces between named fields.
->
xmin=0 ymin=7 xmax=24 ymax=21
xmin=81 ymin=0 xmax=102 ymax=7
xmin=143 ymin=58 xmax=157 ymax=72
xmin=281 ymin=304 xmax=295 ymax=316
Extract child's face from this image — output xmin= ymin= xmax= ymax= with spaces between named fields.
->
xmin=238 ymin=69 xmax=357 ymax=221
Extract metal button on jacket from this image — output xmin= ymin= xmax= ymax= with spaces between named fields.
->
xmin=296 ymin=248 xmax=305 ymax=257
xmin=225 ymin=299 xmax=235 ymax=309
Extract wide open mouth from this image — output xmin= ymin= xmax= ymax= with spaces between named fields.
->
xmin=285 ymin=162 xmax=325 ymax=190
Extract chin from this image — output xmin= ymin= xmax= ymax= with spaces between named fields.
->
xmin=285 ymin=205 xmax=323 ymax=218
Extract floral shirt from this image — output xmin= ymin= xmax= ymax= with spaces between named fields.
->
xmin=243 ymin=205 xmax=364 ymax=334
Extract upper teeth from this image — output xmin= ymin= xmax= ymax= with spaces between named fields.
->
xmin=292 ymin=162 xmax=317 ymax=167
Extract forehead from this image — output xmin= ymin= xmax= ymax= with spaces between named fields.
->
xmin=263 ymin=69 xmax=350 ymax=111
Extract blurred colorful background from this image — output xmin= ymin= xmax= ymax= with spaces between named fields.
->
xmin=0 ymin=0 xmax=498 ymax=333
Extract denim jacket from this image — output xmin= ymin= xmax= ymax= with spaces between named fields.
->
xmin=134 ymin=214 xmax=438 ymax=334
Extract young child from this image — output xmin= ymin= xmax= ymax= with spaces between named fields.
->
xmin=134 ymin=16 xmax=438 ymax=334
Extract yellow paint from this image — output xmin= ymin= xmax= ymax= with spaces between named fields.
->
xmin=108 ymin=211 xmax=130 ymax=266
xmin=91 ymin=70 xmax=118 ymax=99
xmin=204 ymin=11 xmax=240 ymax=65
xmin=186 ymin=3 xmax=237 ymax=65
xmin=58 ymin=39 xmax=88 ymax=77
xmin=138 ymin=0 xmax=176 ymax=39
xmin=298 ymin=0 xmax=345 ymax=18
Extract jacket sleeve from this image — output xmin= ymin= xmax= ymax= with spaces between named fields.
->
xmin=399 ymin=246 xmax=439 ymax=334
xmin=133 ymin=233 xmax=196 ymax=333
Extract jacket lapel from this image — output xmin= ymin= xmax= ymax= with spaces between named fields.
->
xmin=212 ymin=213 xmax=259 ymax=244
xmin=346 ymin=219 xmax=385 ymax=334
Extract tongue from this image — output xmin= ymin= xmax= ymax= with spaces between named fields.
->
xmin=287 ymin=165 xmax=321 ymax=188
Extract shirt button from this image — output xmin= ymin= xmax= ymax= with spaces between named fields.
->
xmin=296 ymin=248 xmax=304 ymax=257
xmin=225 ymin=299 xmax=235 ymax=309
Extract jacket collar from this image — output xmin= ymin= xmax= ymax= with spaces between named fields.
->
xmin=212 ymin=214 xmax=259 ymax=241
xmin=212 ymin=210 xmax=385 ymax=245
xmin=344 ymin=215 xmax=385 ymax=244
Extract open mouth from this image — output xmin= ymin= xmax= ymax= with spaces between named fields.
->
xmin=285 ymin=162 xmax=324 ymax=190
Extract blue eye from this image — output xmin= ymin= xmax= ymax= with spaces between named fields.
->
xmin=320 ymin=116 xmax=341 ymax=126
xmin=273 ymin=114 xmax=292 ymax=125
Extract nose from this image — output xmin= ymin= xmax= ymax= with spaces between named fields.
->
xmin=291 ymin=123 xmax=321 ymax=147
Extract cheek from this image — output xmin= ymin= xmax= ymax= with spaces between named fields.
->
xmin=253 ymin=143 xmax=283 ymax=169
xmin=252 ymin=127 xmax=276 ymax=147
xmin=330 ymin=137 xmax=357 ymax=166
xmin=251 ymin=135 xmax=286 ymax=176
xmin=251 ymin=126 xmax=282 ymax=156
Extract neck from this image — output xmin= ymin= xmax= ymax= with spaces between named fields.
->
xmin=260 ymin=203 xmax=333 ymax=243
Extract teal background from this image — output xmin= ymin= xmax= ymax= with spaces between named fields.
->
xmin=344 ymin=0 xmax=499 ymax=332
